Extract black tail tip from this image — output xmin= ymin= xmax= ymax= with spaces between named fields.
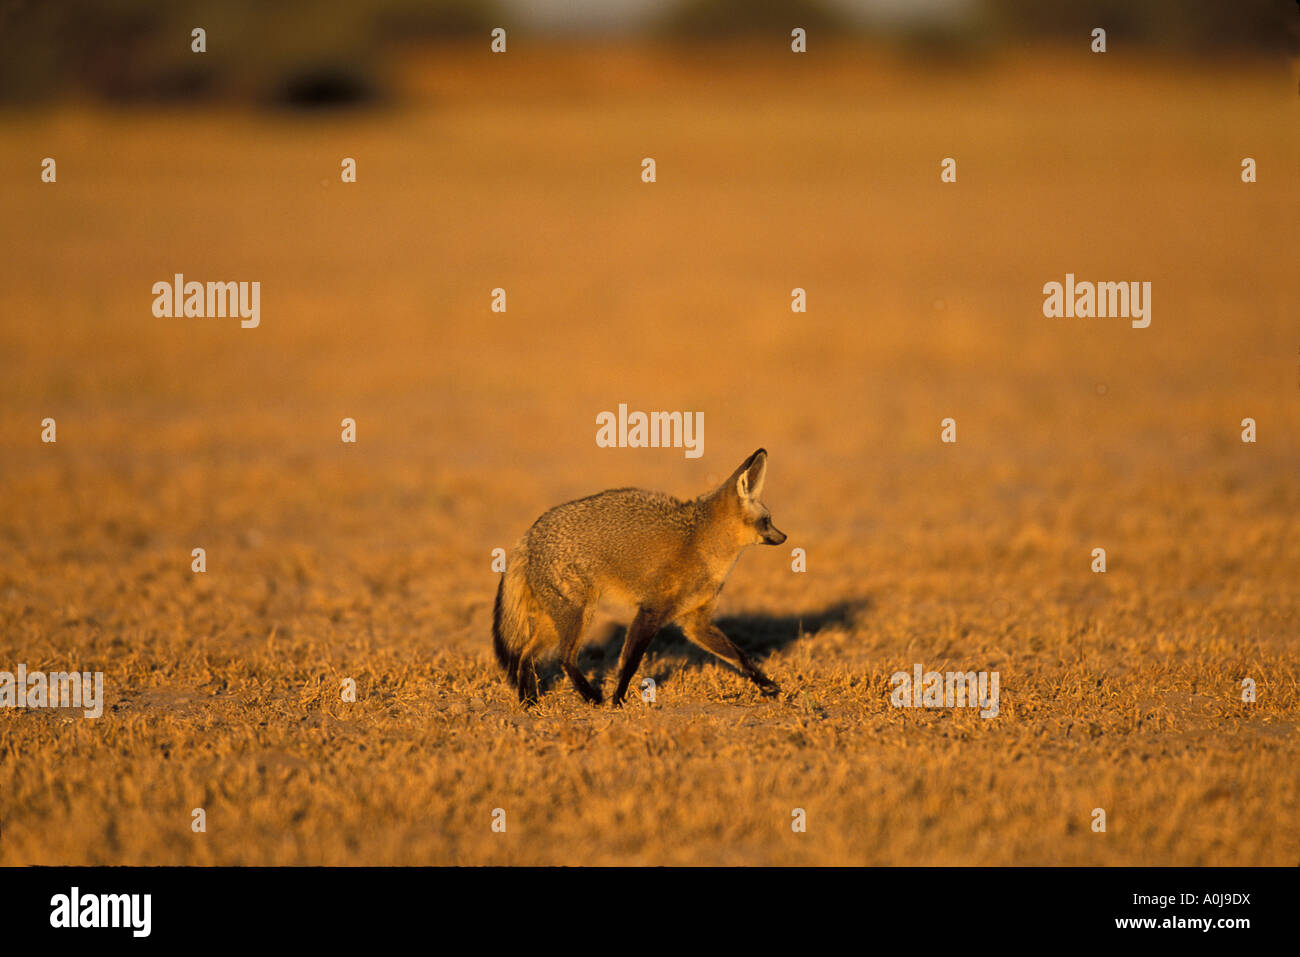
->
xmin=491 ymin=577 xmax=510 ymax=670
xmin=492 ymin=577 xmax=528 ymax=697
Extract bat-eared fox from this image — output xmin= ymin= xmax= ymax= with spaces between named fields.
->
xmin=493 ymin=448 xmax=787 ymax=707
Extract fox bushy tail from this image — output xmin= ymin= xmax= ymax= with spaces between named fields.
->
xmin=492 ymin=545 xmax=541 ymax=702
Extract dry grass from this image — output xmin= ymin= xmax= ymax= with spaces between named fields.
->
xmin=0 ymin=43 xmax=1297 ymax=865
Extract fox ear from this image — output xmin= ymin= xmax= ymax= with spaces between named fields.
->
xmin=734 ymin=448 xmax=767 ymax=500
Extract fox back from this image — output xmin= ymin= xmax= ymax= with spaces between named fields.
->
xmin=525 ymin=489 xmax=724 ymax=608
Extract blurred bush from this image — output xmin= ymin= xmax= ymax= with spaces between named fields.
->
xmin=657 ymin=0 xmax=1295 ymax=52
xmin=0 ymin=0 xmax=502 ymax=106
xmin=981 ymin=0 xmax=1294 ymax=53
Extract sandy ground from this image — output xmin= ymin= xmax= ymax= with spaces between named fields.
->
xmin=0 ymin=44 xmax=1297 ymax=865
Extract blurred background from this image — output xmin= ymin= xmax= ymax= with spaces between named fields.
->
xmin=0 ymin=0 xmax=1295 ymax=107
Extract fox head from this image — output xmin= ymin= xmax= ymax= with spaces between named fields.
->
xmin=724 ymin=448 xmax=787 ymax=547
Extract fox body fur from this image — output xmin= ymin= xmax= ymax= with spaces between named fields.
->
xmin=493 ymin=448 xmax=787 ymax=706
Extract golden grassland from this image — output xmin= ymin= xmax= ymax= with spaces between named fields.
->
xmin=0 ymin=44 xmax=1297 ymax=865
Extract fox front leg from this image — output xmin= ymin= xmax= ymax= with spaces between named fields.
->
xmin=680 ymin=609 xmax=780 ymax=696
xmin=610 ymin=607 xmax=665 ymax=707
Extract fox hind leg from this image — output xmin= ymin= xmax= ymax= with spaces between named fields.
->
xmin=554 ymin=603 xmax=602 ymax=705
xmin=516 ymin=655 xmax=540 ymax=705
xmin=515 ymin=613 xmax=557 ymax=707
xmin=562 ymin=662 xmax=601 ymax=705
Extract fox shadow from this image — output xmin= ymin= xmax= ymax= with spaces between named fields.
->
xmin=556 ymin=596 xmax=871 ymax=693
